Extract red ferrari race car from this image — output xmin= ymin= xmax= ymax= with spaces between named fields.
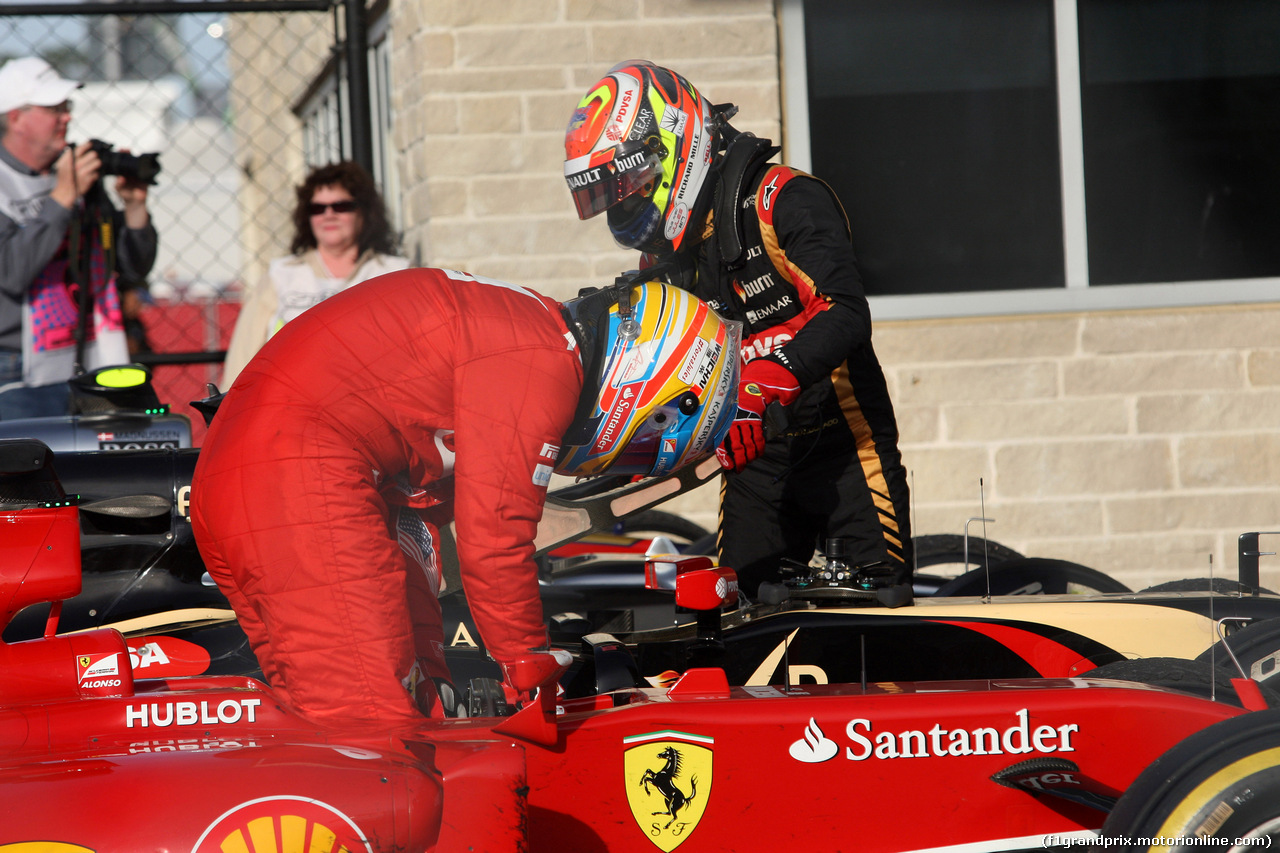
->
xmin=5 ymin=437 xmax=1280 ymax=853
xmin=9 ymin=438 xmax=1280 ymax=710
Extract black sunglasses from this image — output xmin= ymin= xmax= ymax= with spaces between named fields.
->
xmin=308 ymin=200 xmax=358 ymax=216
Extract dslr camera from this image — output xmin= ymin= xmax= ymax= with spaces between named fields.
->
xmin=88 ymin=139 xmax=161 ymax=186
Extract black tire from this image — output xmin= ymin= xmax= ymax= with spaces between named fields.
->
xmin=1197 ymin=618 xmax=1280 ymax=687
xmin=911 ymin=533 xmax=1024 ymax=571
xmin=933 ymin=557 xmax=1132 ymax=596
xmin=1086 ymin=657 xmax=1276 ymax=709
xmin=615 ymin=510 xmax=712 ymax=547
xmin=1101 ymin=708 xmax=1280 ymax=849
xmin=1142 ymin=577 xmax=1277 ymax=595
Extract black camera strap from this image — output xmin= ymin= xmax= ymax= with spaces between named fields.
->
xmin=68 ymin=179 xmax=117 ymax=375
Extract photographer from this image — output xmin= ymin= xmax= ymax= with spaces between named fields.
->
xmin=0 ymin=57 xmax=157 ymax=419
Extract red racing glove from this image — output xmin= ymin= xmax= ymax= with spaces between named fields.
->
xmin=500 ymin=649 xmax=573 ymax=707
xmin=716 ymin=358 xmax=801 ymax=472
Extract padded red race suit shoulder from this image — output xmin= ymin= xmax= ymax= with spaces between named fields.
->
xmin=191 ymin=267 xmax=583 ymax=730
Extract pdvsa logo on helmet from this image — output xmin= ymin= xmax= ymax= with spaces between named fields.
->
xmin=789 ymin=710 xmax=1080 ymax=764
xmin=613 ymin=84 xmax=637 ymax=128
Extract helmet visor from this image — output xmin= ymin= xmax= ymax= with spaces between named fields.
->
xmin=608 ymin=411 xmax=672 ymax=475
xmin=565 ymin=143 xmax=663 ymax=220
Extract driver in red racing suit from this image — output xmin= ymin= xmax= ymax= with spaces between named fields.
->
xmin=192 ymin=266 xmax=738 ymax=730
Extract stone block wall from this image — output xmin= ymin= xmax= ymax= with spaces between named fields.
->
xmin=880 ymin=302 xmax=1280 ymax=590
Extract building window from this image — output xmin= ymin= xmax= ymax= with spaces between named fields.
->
xmin=368 ymin=16 xmax=401 ymax=232
xmin=300 ymin=82 xmax=345 ymax=167
xmin=296 ymin=4 xmax=399 ymax=228
xmin=1079 ymin=0 xmax=1280 ymax=286
xmin=782 ymin=0 xmax=1280 ymax=316
xmin=803 ymin=0 xmax=1062 ymax=296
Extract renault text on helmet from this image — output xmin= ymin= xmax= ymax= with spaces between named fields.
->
xmin=564 ymin=60 xmax=720 ymax=256
xmin=557 ymin=281 xmax=740 ymax=477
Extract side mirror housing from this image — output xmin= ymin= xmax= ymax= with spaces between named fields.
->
xmin=674 ymin=566 xmax=739 ymax=611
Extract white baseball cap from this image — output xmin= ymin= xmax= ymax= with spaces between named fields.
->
xmin=0 ymin=57 xmax=81 ymax=114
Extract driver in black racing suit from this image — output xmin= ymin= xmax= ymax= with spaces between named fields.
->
xmin=564 ymin=60 xmax=912 ymax=597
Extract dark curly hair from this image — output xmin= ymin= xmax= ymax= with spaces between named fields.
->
xmin=290 ymin=160 xmax=399 ymax=256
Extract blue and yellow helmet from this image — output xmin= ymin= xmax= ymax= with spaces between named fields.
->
xmin=558 ymin=281 xmax=740 ymax=478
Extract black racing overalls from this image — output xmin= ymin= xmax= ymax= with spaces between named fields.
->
xmin=684 ymin=162 xmax=913 ymax=595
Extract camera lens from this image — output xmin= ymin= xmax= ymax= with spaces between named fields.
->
xmin=90 ymin=139 xmax=161 ymax=186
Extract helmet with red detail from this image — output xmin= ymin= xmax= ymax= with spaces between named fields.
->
xmin=557 ymin=279 xmax=740 ymax=477
xmin=564 ymin=60 xmax=723 ymax=257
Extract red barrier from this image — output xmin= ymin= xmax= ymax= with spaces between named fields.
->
xmin=138 ymin=299 xmax=241 ymax=447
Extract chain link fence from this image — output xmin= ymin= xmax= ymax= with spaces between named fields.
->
xmin=0 ymin=1 xmax=344 ymax=440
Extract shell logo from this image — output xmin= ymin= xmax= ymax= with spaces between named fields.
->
xmin=192 ymin=797 xmax=372 ymax=853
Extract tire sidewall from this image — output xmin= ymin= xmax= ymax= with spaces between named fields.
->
xmin=934 ymin=557 xmax=1131 ymax=596
xmin=1197 ymin=618 xmax=1280 ymax=687
xmin=1103 ymin=709 xmax=1280 ymax=849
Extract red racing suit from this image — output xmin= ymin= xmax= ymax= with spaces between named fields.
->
xmin=191 ymin=267 xmax=584 ymax=730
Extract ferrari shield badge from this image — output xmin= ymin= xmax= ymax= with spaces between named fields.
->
xmin=623 ymin=730 xmax=713 ymax=851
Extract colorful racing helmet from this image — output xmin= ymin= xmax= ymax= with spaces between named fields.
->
xmin=564 ymin=60 xmax=721 ymax=255
xmin=557 ymin=281 xmax=741 ymax=478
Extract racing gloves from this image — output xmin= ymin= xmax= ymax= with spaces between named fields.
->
xmin=500 ymin=649 xmax=574 ymax=707
xmin=716 ymin=357 xmax=801 ymax=472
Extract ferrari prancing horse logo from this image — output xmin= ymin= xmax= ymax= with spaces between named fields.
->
xmin=623 ymin=731 xmax=713 ymax=851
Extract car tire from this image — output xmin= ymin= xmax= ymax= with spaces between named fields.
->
xmin=1197 ymin=618 xmax=1280 ymax=687
xmin=1101 ymin=708 xmax=1280 ymax=849
xmin=1087 ymin=656 xmax=1279 ymax=709
xmin=933 ymin=557 xmax=1131 ymax=597
xmin=911 ymin=533 xmax=1024 ymax=571
xmin=1141 ymin=577 xmax=1276 ymax=595
xmin=616 ymin=510 xmax=714 ymax=553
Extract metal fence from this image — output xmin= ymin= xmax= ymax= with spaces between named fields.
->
xmin=0 ymin=0 xmax=360 ymax=438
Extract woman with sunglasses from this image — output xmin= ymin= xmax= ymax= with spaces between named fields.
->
xmin=222 ymin=160 xmax=409 ymax=387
